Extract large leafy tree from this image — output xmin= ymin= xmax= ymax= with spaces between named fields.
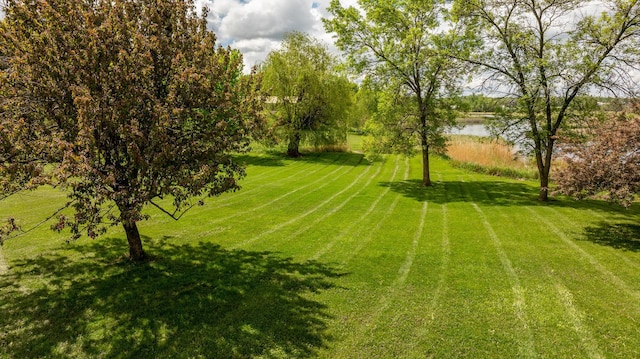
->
xmin=260 ymin=32 xmax=352 ymax=157
xmin=556 ymin=102 xmax=640 ymax=207
xmin=324 ymin=0 xmax=467 ymax=186
xmin=0 ymin=0 xmax=263 ymax=261
xmin=453 ymin=0 xmax=640 ymax=201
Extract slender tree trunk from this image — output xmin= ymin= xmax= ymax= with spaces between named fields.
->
xmin=534 ymin=149 xmax=548 ymax=202
xmin=529 ymin=106 xmax=551 ymax=202
xmin=287 ymin=131 xmax=301 ymax=157
xmin=538 ymin=137 xmax=555 ymax=202
xmin=420 ymin=131 xmax=432 ymax=187
xmin=535 ymin=150 xmax=551 ymax=202
xmin=539 ymin=172 xmax=549 ymax=202
xmin=123 ymin=220 xmax=147 ymax=261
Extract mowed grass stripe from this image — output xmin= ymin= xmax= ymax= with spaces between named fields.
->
xmin=337 ymin=156 xmax=411 ymax=266
xmin=201 ymin=152 xmax=347 ymax=209
xmin=318 ymin=157 xmax=415 ymax=357
xmin=471 ymin=202 xmax=537 ymax=358
xmin=336 ymin=186 xmax=428 ymax=355
xmin=307 ymin=156 xmax=400 ymax=261
xmin=0 ymin=246 xmax=8 ymax=274
xmin=229 ymin=156 xmax=375 ymax=249
xmin=191 ymin=161 xmax=349 ymax=230
xmin=259 ymin=156 xmax=387 ymax=253
xmin=457 ymin=173 xmax=537 ymax=357
xmin=548 ymin=270 xmax=605 ymax=359
xmin=542 ymin=205 xmax=640 ymax=274
xmin=525 ymin=206 xmax=640 ymax=303
xmin=429 ymin=173 xmax=451 ymax=308
xmin=239 ymin=151 xmax=337 ymax=182
xmin=393 ymin=171 xmax=451 ymax=345
xmin=156 ymin=153 xmax=361 ymax=240
xmin=415 ymin=174 xmax=530 ymax=357
xmin=395 ymin=201 xmax=428 ymax=286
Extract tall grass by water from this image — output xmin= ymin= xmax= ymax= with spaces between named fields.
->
xmin=1 ymin=148 xmax=639 ymax=358
xmin=447 ymin=135 xmax=539 ymax=179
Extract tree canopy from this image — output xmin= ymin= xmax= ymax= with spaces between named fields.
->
xmin=453 ymin=0 xmax=640 ymax=201
xmin=325 ymin=0 xmax=467 ymax=186
xmin=0 ymin=0 xmax=263 ymax=260
xmin=259 ymin=32 xmax=352 ymax=157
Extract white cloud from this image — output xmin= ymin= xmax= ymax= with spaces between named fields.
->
xmin=218 ymin=0 xmax=317 ymax=41
xmin=200 ymin=0 xmax=341 ymax=71
xmin=232 ymin=38 xmax=282 ymax=70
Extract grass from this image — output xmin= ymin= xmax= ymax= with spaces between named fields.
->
xmin=447 ymin=135 xmax=539 ymax=179
xmin=1 ymin=149 xmax=640 ymax=358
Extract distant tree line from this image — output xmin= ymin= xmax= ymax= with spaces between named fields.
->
xmin=457 ymin=95 xmax=637 ymax=114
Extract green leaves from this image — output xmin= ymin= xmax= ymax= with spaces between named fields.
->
xmin=454 ymin=0 xmax=640 ymax=199
xmin=0 ymin=0 xmax=263 ymax=242
xmin=326 ymin=0 xmax=465 ymax=184
xmin=260 ymin=32 xmax=352 ymax=156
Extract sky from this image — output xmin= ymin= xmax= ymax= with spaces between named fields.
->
xmin=0 ymin=1 xmax=620 ymax=78
xmin=0 ymin=0 xmax=351 ymax=70
xmin=196 ymin=0 xmax=358 ymax=71
xmin=0 ymin=0 xmax=349 ymax=70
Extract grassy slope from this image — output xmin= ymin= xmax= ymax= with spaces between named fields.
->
xmin=1 ymin=151 xmax=639 ymax=358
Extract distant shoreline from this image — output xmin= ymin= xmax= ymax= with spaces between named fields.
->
xmin=457 ymin=112 xmax=494 ymax=125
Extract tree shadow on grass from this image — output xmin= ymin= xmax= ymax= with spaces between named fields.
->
xmin=379 ymin=179 xmax=639 ymax=214
xmin=234 ymin=153 xmax=287 ymax=167
xmin=235 ymin=151 xmax=369 ymax=168
xmin=380 ymin=179 xmax=539 ymax=206
xmin=292 ymin=151 xmax=370 ymax=167
xmin=579 ymin=221 xmax=640 ymax=252
xmin=0 ymin=239 xmax=344 ymax=358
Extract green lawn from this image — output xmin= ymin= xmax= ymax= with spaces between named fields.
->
xmin=1 ymin=151 xmax=639 ymax=358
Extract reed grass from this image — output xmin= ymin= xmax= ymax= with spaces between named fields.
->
xmin=446 ymin=135 xmax=538 ymax=179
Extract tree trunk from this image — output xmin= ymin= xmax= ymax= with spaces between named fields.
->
xmin=123 ymin=220 xmax=147 ymax=261
xmin=539 ymin=172 xmax=549 ymax=202
xmin=287 ymin=131 xmax=301 ymax=157
xmin=421 ymin=137 xmax=432 ymax=187
xmin=537 ymin=137 xmax=555 ymax=202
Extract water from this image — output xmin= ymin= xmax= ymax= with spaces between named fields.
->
xmin=449 ymin=123 xmax=527 ymax=155
xmin=448 ymin=124 xmax=491 ymax=137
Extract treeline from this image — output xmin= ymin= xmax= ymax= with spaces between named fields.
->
xmin=457 ymin=94 xmax=636 ymax=114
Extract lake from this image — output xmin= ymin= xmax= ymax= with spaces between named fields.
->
xmin=448 ymin=124 xmax=491 ymax=137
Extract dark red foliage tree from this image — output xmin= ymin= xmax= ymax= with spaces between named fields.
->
xmin=556 ymin=102 xmax=640 ymax=207
xmin=0 ymin=0 xmax=263 ymax=260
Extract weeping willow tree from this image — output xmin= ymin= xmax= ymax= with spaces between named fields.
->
xmin=260 ymin=32 xmax=353 ymax=157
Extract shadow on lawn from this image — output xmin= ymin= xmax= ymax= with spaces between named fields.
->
xmin=380 ymin=179 xmax=539 ymax=206
xmin=234 ymin=153 xmax=287 ymax=167
xmin=235 ymin=151 xmax=369 ymax=168
xmin=380 ymin=179 xmax=637 ymax=213
xmin=292 ymin=151 xmax=369 ymax=167
xmin=580 ymin=221 xmax=640 ymax=252
xmin=0 ymin=240 xmax=343 ymax=358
